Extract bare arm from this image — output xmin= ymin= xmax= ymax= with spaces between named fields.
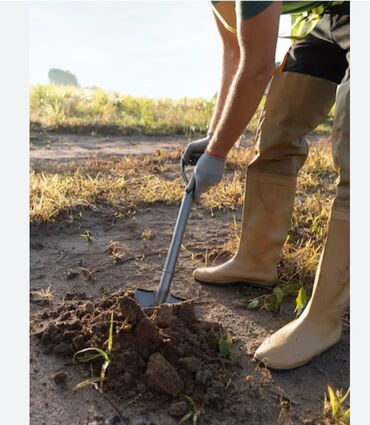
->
xmin=207 ymin=1 xmax=281 ymax=157
xmin=208 ymin=6 xmax=240 ymax=134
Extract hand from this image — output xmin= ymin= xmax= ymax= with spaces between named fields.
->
xmin=186 ymin=151 xmax=225 ymax=201
xmin=182 ymin=133 xmax=213 ymax=165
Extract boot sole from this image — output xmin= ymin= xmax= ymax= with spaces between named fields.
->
xmin=194 ymin=277 xmax=276 ymax=290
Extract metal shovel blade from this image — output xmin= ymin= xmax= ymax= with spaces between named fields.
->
xmin=133 ymin=158 xmax=194 ymax=308
xmin=134 ymin=288 xmax=184 ymax=308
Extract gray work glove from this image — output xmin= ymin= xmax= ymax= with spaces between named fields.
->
xmin=182 ymin=133 xmax=213 ymax=165
xmin=186 ymin=152 xmax=225 ymax=201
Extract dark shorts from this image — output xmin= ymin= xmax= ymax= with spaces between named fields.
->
xmin=284 ymin=2 xmax=350 ymax=83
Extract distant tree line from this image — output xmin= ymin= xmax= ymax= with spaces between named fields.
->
xmin=48 ymin=68 xmax=79 ymax=87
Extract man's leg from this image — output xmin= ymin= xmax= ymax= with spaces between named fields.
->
xmin=254 ymin=79 xmax=350 ymax=369
xmin=194 ymin=4 xmax=349 ymax=288
xmin=194 ymin=71 xmax=337 ymax=286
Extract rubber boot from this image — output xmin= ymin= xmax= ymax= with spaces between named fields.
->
xmin=194 ymin=72 xmax=337 ymax=287
xmin=254 ymin=81 xmax=350 ymax=369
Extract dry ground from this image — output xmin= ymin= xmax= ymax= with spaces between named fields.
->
xmin=30 ymin=132 xmax=349 ymax=425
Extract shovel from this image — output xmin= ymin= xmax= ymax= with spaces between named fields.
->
xmin=134 ymin=154 xmax=200 ymax=308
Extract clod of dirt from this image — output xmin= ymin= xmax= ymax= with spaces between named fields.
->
xmin=145 ymin=352 xmax=184 ymax=397
xmin=52 ymin=371 xmax=68 ymax=385
xmin=178 ymin=356 xmax=202 ymax=373
xmin=119 ymin=294 xmax=145 ymax=325
xmin=31 ymin=290 xmax=235 ymax=408
xmin=168 ymin=400 xmax=189 ymax=418
xmin=134 ymin=317 xmax=160 ymax=351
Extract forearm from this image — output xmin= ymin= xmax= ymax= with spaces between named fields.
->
xmin=207 ymin=1 xmax=281 ymax=158
xmin=208 ymin=47 xmax=240 ymax=134
xmin=207 ymin=63 xmax=273 ymax=158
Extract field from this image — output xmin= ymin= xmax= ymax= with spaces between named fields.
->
xmin=30 ymin=86 xmax=348 ymax=425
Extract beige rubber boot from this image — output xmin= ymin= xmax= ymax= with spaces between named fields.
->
xmin=254 ymin=81 xmax=350 ymax=369
xmin=194 ymin=72 xmax=337 ymax=287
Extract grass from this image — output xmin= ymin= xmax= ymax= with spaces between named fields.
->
xmin=30 ymin=84 xmax=216 ymax=136
xmin=30 ymin=135 xmax=336 ymax=312
xmin=303 ymin=386 xmax=350 ymax=424
xmin=30 ymin=84 xmax=334 ymax=137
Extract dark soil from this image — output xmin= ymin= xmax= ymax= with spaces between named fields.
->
xmin=31 ymin=291 xmax=241 ymax=408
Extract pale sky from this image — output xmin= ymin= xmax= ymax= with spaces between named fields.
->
xmin=30 ymin=1 xmax=291 ymax=98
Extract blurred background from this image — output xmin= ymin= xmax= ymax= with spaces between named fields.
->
xmin=30 ymin=1 xmax=291 ymax=136
xmin=30 ymin=1 xmax=291 ymax=98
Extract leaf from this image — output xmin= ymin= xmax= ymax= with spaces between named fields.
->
xmin=273 ymin=286 xmax=284 ymax=306
xmin=327 ymin=385 xmax=339 ymax=417
xmin=339 ymin=387 xmax=350 ymax=405
xmin=184 ymin=395 xmax=196 ymax=410
xmin=178 ymin=411 xmax=193 ymax=424
xmin=218 ymin=331 xmax=233 ymax=359
xmin=247 ymin=299 xmax=260 ymax=310
xmin=193 ymin=410 xmax=200 ymax=425
xmin=100 ymin=359 xmax=110 ymax=390
xmin=73 ymin=347 xmax=109 ymax=363
xmin=73 ymin=376 xmax=101 ymax=390
xmin=344 ymin=407 xmax=350 ymax=418
xmin=294 ymin=287 xmax=308 ymax=317
xmin=107 ymin=311 xmax=114 ymax=354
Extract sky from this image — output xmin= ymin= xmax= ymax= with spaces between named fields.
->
xmin=30 ymin=1 xmax=292 ymax=99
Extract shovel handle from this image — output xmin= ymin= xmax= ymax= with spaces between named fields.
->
xmin=154 ymin=157 xmax=197 ymax=305
xmin=180 ymin=153 xmax=202 ymax=187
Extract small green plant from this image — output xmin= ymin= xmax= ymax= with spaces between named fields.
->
xmin=218 ymin=330 xmax=234 ymax=360
xmin=323 ymin=385 xmax=350 ymax=424
xmin=73 ymin=311 xmax=114 ymax=391
xmin=80 ymin=230 xmax=93 ymax=243
xmin=179 ymin=395 xmax=201 ymax=425
xmin=247 ymin=286 xmax=286 ymax=313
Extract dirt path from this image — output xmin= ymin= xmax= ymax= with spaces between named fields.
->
xmin=30 ymin=133 xmax=348 ymax=425
xmin=30 ymin=133 xmax=192 ymax=163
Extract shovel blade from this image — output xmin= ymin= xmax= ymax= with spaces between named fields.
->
xmin=134 ymin=288 xmax=185 ymax=308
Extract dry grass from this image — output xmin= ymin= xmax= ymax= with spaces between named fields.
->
xmin=30 ymin=137 xmax=337 ymax=302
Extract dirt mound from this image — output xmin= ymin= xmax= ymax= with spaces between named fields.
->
xmin=31 ymin=291 xmax=239 ymax=407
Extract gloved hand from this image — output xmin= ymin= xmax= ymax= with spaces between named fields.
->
xmin=182 ymin=133 xmax=213 ymax=165
xmin=186 ymin=151 xmax=225 ymax=201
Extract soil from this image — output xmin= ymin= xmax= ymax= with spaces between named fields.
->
xmin=32 ymin=292 xmax=238 ymax=406
xmin=30 ymin=132 xmax=349 ymax=425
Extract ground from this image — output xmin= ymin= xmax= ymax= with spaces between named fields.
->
xmin=30 ymin=132 xmax=349 ymax=425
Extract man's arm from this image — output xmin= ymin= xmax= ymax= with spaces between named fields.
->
xmin=207 ymin=1 xmax=281 ymax=158
xmin=182 ymin=2 xmax=240 ymax=165
xmin=208 ymin=3 xmax=240 ymax=133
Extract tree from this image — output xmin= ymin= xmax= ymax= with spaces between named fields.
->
xmin=48 ymin=68 xmax=79 ymax=86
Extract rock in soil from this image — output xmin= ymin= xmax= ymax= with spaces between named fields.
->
xmin=145 ymin=352 xmax=183 ymax=397
xmin=52 ymin=370 xmax=68 ymax=385
xmin=31 ymin=290 xmax=235 ymax=409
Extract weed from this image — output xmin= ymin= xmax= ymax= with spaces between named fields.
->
xmin=247 ymin=286 xmax=287 ymax=313
xmin=218 ymin=331 xmax=234 ymax=360
xmin=33 ymin=285 xmax=54 ymax=302
xmin=73 ymin=311 xmax=114 ymax=391
xmin=179 ymin=395 xmax=201 ymax=425
xmin=323 ymin=386 xmax=350 ymax=424
xmin=80 ymin=230 xmax=93 ymax=243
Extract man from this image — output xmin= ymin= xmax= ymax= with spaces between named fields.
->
xmin=182 ymin=1 xmax=349 ymax=369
